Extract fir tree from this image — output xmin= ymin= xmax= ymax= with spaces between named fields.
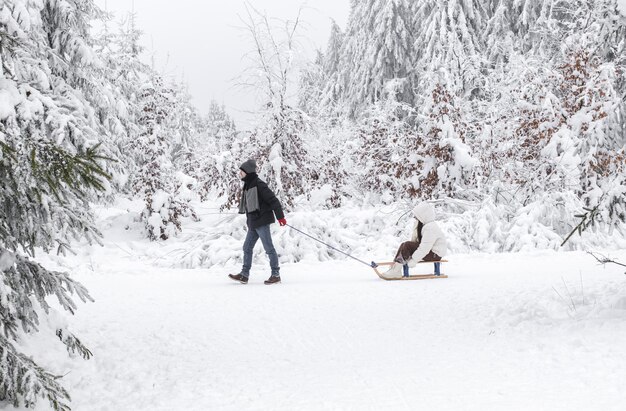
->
xmin=169 ymin=78 xmax=203 ymax=167
xmin=323 ymin=20 xmax=344 ymax=77
xmin=318 ymin=20 xmax=345 ymax=117
xmin=298 ymin=50 xmax=327 ymax=119
xmin=192 ymin=101 xmax=239 ymax=204
xmin=92 ymin=11 xmax=150 ymax=193
xmin=133 ymin=75 xmax=196 ymax=240
xmin=1 ymin=1 xmax=115 ymax=408
xmin=333 ymin=0 xmax=415 ymax=118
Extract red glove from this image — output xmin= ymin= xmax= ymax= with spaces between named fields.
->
xmin=278 ymin=218 xmax=287 ymax=227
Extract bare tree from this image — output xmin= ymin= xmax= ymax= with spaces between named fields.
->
xmin=231 ymin=3 xmax=324 ymax=208
xmin=237 ymin=2 xmax=305 ymax=110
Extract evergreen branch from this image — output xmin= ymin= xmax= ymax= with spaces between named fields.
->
xmin=1 ymin=250 xmax=94 ymax=343
xmin=56 ymin=329 xmax=93 ymax=360
xmin=28 ymin=142 xmax=113 ymax=199
xmin=0 ymin=140 xmax=17 ymax=162
xmin=0 ymin=335 xmax=71 ymax=411
xmin=560 ymin=204 xmax=601 ymax=246
xmin=0 ymin=29 xmax=21 ymax=74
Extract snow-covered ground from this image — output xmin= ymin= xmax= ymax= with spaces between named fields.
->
xmin=14 ymin=202 xmax=626 ymax=411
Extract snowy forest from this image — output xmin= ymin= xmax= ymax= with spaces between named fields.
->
xmin=1 ymin=0 xmax=626 ymax=410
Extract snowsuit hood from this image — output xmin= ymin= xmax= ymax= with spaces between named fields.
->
xmin=412 ymin=202 xmax=436 ymax=224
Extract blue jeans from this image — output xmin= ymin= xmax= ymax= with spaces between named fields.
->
xmin=241 ymin=224 xmax=280 ymax=278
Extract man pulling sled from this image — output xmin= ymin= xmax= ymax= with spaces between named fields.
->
xmin=228 ymin=159 xmax=287 ymax=285
xmin=227 ymin=158 xmax=448 ymax=283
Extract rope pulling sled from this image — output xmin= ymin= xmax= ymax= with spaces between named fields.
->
xmin=286 ymin=224 xmax=448 ymax=281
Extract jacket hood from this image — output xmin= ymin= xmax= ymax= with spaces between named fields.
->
xmin=239 ymin=159 xmax=257 ymax=174
xmin=412 ymin=202 xmax=436 ymax=224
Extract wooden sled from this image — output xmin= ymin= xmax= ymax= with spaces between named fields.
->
xmin=372 ymin=260 xmax=448 ymax=281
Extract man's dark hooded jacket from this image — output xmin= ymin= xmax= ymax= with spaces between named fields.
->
xmin=238 ymin=160 xmax=284 ymax=229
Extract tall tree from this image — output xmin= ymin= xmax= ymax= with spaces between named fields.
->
xmin=298 ymin=50 xmax=326 ymax=119
xmin=189 ymin=101 xmax=240 ymax=204
xmin=317 ymin=20 xmax=345 ymax=117
xmin=133 ymin=75 xmax=196 ymax=240
xmin=333 ymin=0 xmax=415 ymax=118
xmin=236 ymin=3 xmax=318 ymax=207
xmin=412 ymin=0 xmax=488 ymax=97
xmin=0 ymin=0 xmax=115 ymax=408
xmin=323 ymin=20 xmax=344 ymax=77
xmin=93 ymin=11 xmax=150 ymax=192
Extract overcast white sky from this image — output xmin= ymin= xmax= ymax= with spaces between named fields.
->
xmin=95 ymin=0 xmax=350 ymax=129
xmin=95 ymin=1 xmax=626 ymax=129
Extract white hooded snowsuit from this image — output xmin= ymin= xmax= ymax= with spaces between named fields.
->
xmin=382 ymin=203 xmax=447 ymax=278
xmin=408 ymin=202 xmax=447 ymax=266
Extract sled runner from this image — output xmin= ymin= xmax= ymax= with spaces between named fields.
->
xmin=371 ymin=260 xmax=448 ymax=281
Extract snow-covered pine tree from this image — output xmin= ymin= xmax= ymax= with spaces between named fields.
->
xmin=133 ymin=74 xmax=196 ymax=240
xmin=318 ymin=0 xmax=420 ymax=203
xmin=483 ymin=1 xmax=526 ymax=65
xmin=497 ymin=0 xmax=623 ymax=63
xmin=317 ymin=19 xmax=345 ymax=119
xmin=333 ymin=0 xmax=414 ymax=119
xmin=92 ymin=11 xmax=150 ymax=193
xmin=298 ymin=50 xmax=326 ymax=120
xmin=323 ymin=19 xmax=344 ymax=77
xmin=169 ymin=78 xmax=202 ymax=167
xmin=39 ymin=0 xmax=127 ymax=186
xmin=412 ymin=0 xmax=487 ymax=97
xmin=96 ymin=9 xmax=200 ymax=238
xmin=1 ymin=0 xmax=116 ymax=408
xmin=192 ymin=101 xmax=240 ymax=204
xmin=483 ymin=0 xmax=552 ymax=55
xmin=166 ymin=78 xmax=207 ymax=208
xmin=205 ymin=100 xmax=237 ymax=147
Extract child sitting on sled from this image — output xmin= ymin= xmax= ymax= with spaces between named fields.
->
xmin=383 ymin=202 xmax=448 ymax=278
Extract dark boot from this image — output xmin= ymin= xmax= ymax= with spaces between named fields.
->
xmin=264 ymin=275 xmax=281 ymax=285
xmin=228 ymin=273 xmax=248 ymax=284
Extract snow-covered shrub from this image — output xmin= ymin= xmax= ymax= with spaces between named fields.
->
xmin=183 ymin=102 xmax=241 ymax=207
xmin=355 ymin=104 xmax=417 ymax=203
xmin=354 ymin=85 xmax=477 ymax=203
xmin=245 ymin=105 xmax=316 ymax=209
xmin=133 ymin=76 xmax=197 ymax=240
xmin=416 ymin=84 xmax=478 ymax=199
